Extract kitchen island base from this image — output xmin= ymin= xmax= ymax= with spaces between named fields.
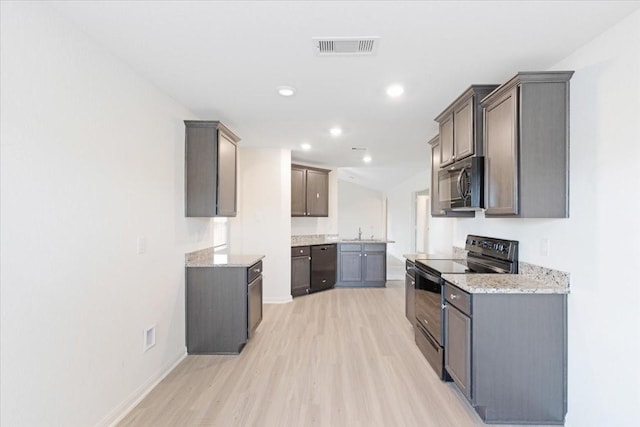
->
xmin=186 ymin=258 xmax=263 ymax=354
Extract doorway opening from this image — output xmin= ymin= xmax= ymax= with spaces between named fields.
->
xmin=413 ymin=189 xmax=430 ymax=253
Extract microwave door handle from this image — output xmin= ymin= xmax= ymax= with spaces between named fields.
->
xmin=456 ymin=169 xmax=465 ymax=198
xmin=460 ymin=168 xmax=470 ymax=199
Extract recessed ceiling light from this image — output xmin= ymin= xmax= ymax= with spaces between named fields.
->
xmin=277 ymin=86 xmax=296 ymax=97
xmin=301 ymin=143 xmax=311 ymax=151
xmin=330 ymin=127 xmax=342 ymax=137
xmin=363 ymin=155 xmax=372 ymax=163
xmin=386 ymin=83 xmax=404 ymax=98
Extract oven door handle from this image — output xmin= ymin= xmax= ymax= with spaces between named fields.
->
xmin=416 ymin=269 xmax=441 ymax=284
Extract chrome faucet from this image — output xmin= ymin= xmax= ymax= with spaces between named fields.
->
xmin=358 ymin=227 xmax=362 ymax=240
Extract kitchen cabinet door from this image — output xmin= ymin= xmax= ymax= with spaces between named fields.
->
xmin=217 ymin=131 xmax=237 ymax=216
xmin=439 ymin=114 xmax=455 ymax=167
xmin=363 ymin=252 xmax=385 ymax=282
xmin=429 ymin=136 xmax=445 ymax=217
xmin=339 ymin=252 xmax=362 ymax=282
xmin=484 ymin=87 xmax=518 ymax=215
xmin=291 ymin=254 xmax=310 ymax=297
xmin=482 ymin=71 xmax=572 ymax=218
xmin=291 ymin=166 xmax=307 ymax=216
xmin=435 ymin=85 xmax=498 ymax=169
xmin=306 ymin=169 xmax=329 ymax=217
xmin=453 ymin=97 xmax=474 ymax=160
xmin=445 ymin=304 xmax=472 ymax=399
xmin=184 ymin=120 xmax=240 ymax=217
xmin=291 ymin=165 xmax=329 ymax=217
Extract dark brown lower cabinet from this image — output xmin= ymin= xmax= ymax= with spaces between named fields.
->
xmin=291 ymin=246 xmax=311 ymax=297
xmin=186 ymin=260 xmax=263 ymax=354
xmin=444 ymin=282 xmax=567 ymax=424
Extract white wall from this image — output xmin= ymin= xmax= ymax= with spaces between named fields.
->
xmin=337 ymin=180 xmax=384 ymax=239
xmin=0 ymin=3 xmax=211 ymax=426
xmin=454 ymin=10 xmax=640 ymax=426
xmin=385 ymin=170 xmax=454 ymax=258
xmin=291 ymin=168 xmax=338 ymax=235
xmin=230 ymin=148 xmax=292 ymax=303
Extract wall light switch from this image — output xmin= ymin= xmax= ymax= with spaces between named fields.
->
xmin=137 ymin=237 xmax=146 ymax=254
xmin=143 ymin=325 xmax=156 ymax=352
xmin=540 ymin=238 xmax=550 ymax=257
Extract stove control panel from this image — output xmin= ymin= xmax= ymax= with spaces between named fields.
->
xmin=465 ymin=235 xmax=518 ymax=262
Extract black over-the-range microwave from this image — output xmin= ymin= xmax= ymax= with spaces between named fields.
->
xmin=437 ymin=156 xmax=484 ymax=211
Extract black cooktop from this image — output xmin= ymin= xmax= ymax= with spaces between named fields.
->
xmin=416 ymin=259 xmax=470 ymax=274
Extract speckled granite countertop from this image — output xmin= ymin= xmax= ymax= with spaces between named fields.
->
xmin=185 ymin=247 xmax=264 ymax=267
xmin=442 ymin=273 xmax=569 ymax=294
xmin=291 ymin=235 xmax=394 ymax=247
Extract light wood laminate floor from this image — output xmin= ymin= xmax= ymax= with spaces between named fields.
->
xmin=118 ymin=282 xmax=548 ymax=427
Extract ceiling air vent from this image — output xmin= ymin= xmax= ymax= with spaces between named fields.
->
xmin=313 ymin=37 xmax=379 ymax=56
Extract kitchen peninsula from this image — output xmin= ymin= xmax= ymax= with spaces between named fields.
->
xmin=291 ymin=235 xmax=395 ymax=294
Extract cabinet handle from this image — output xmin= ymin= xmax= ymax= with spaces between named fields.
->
xmin=322 ymin=279 xmax=327 ymax=283
xmin=423 ymin=318 xmax=429 ymax=324
xmin=316 ymin=193 xmax=320 ymax=199
xmin=442 ymin=304 xmax=447 ymax=309
xmin=299 ymin=249 xmax=304 ymax=253
xmin=308 ymin=256 xmax=311 ymax=260
xmin=411 ymin=281 xmax=415 ymax=285
xmin=450 ymin=294 xmax=458 ymax=300
xmin=253 ymin=268 xmax=261 ymax=273
xmin=364 ymin=253 xmax=367 ymax=257
xmin=359 ymin=254 xmax=362 ymax=257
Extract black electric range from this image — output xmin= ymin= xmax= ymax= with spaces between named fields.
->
xmin=413 ymin=235 xmax=519 ymax=380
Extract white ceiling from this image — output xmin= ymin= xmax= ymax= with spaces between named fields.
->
xmin=51 ymin=1 xmax=640 ymax=191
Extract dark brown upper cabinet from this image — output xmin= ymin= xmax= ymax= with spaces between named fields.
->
xmin=184 ymin=121 xmax=239 ymax=217
xmin=481 ymin=71 xmax=573 ymax=218
xmin=291 ymin=164 xmax=329 ymax=217
xmin=435 ymin=85 xmax=499 ymax=168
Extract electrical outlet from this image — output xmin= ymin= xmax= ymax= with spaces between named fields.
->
xmin=143 ymin=325 xmax=156 ymax=352
xmin=136 ymin=237 xmax=146 ymax=254
xmin=540 ymin=238 xmax=550 ymax=257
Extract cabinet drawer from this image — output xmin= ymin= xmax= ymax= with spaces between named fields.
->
xmin=444 ymin=282 xmax=471 ymax=316
xmin=291 ymin=246 xmax=310 ymax=257
xmin=248 ymin=261 xmax=263 ymax=283
xmin=364 ymin=243 xmax=385 ymax=252
xmin=340 ymin=244 xmax=362 ymax=252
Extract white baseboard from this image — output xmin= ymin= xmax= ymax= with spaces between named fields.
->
xmin=263 ymin=295 xmax=293 ymax=304
xmin=96 ymin=349 xmax=187 ymax=427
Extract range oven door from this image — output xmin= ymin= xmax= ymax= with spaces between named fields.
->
xmin=414 ymin=266 xmax=443 ymax=346
xmin=414 ymin=265 xmax=450 ymax=380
